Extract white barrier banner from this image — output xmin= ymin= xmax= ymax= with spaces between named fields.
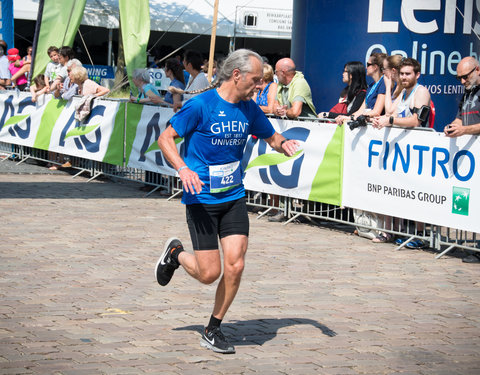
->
xmin=47 ymin=97 xmax=121 ymax=161
xmin=0 ymin=91 xmax=125 ymax=164
xmin=125 ymin=103 xmax=179 ymax=175
xmin=342 ymin=126 xmax=480 ymax=233
xmin=0 ymin=91 xmax=50 ymax=147
xmin=243 ymin=119 xmax=343 ymax=205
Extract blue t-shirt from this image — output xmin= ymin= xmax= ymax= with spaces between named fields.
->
xmin=365 ymin=76 xmax=386 ymax=110
xmin=164 ymin=78 xmax=185 ymax=104
xmin=140 ymin=83 xmax=160 ymax=100
xmin=169 ymin=89 xmax=276 ymax=205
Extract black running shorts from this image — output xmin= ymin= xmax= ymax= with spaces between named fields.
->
xmin=186 ymin=197 xmax=249 ymax=250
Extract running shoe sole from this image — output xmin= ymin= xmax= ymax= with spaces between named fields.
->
xmin=200 ymin=338 xmax=236 ymax=354
xmin=154 ymin=237 xmax=180 ymax=286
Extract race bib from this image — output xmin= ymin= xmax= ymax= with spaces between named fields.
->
xmin=209 ymin=161 xmax=241 ymax=193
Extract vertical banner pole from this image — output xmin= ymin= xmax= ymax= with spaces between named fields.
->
xmin=207 ymin=0 xmax=219 ymax=84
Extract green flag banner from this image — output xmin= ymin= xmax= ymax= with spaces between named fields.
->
xmin=119 ymin=0 xmax=150 ymax=95
xmin=32 ymin=0 xmax=87 ymax=79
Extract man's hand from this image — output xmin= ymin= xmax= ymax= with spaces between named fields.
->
xmin=178 ymin=167 xmax=204 ymax=194
xmin=281 ymin=139 xmax=300 ymax=157
xmin=444 ymin=123 xmax=466 ymax=137
xmin=275 ymin=104 xmax=287 ymax=117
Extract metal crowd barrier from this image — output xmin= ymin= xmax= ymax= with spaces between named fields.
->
xmin=1 ymin=135 xmax=478 ymax=259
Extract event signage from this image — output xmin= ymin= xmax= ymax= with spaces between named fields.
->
xmin=292 ymin=0 xmax=480 ymax=131
xmin=342 ymin=125 xmax=479 ymax=233
xmin=0 ymin=0 xmax=14 ymax=50
xmin=148 ymin=69 xmax=171 ymax=91
xmin=235 ymin=6 xmax=292 ymax=39
xmin=242 ymin=118 xmax=343 ymax=205
xmin=125 ymin=103 xmax=180 ymax=175
xmin=1 ymin=91 xmax=478 ymax=233
xmin=83 ymin=65 xmax=115 ymax=80
xmin=0 ymin=92 xmax=124 ymax=164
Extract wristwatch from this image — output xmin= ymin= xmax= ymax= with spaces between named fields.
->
xmin=389 ymin=116 xmax=394 ymax=125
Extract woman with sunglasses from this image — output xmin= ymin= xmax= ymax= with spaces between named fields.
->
xmin=335 ymin=53 xmax=387 ymax=124
xmin=318 ymin=61 xmax=367 ymax=119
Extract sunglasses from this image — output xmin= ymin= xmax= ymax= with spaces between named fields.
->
xmin=456 ymin=67 xmax=477 ymax=81
xmin=367 ymin=62 xmax=375 ymax=67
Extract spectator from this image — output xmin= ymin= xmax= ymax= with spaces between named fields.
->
xmin=44 ymin=46 xmax=62 ymax=92
xmin=168 ymin=49 xmax=210 ymax=111
xmin=50 ymin=46 xmax=74 ymax=92
xmin=23 ymin=46 xmax=33 ymax=63
xmin=319 ymin=61 xmax=367 ymax=120
xmin=372 ymin=57 xmax=430 ymax=128
xmin=70 ymin=66 xmax=109 ymax=97
xmin=163 ymin=58 xmax=185 ymax=110
xmin=274 ymin=57 xmax=317 ymax=118
xmin=382 ymin=54 xmax=404 ymax=115
xmin=252 ymin=63 xmax=277 ymax=114
xmin=53 ymin=59 xmax=83 ymax=100
xmin=444 ymin=56 xmax=480 ymax=138
xmin=130 ymin=68 xmax=162 ymax=105
xmin=371 ymin=57 xmax=430 ymax=249
xmin=29 ymin=74 xmax=48 ymax=103
xmin=7 ymin=48 xmax=29 ymax=91
xmin=336 ymin=53 xmax=387 ymax=124
xmin=0 ymin=40 xmax=11 ymax=89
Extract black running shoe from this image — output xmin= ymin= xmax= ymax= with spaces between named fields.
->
xmin=200 ymin=326 xmax=235 ymax=354
xmin=155 ymin=237 xmax=182 ymax=286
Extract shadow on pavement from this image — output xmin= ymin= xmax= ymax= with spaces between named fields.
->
xmin=173 ymin=317 xmax=337 ymax=346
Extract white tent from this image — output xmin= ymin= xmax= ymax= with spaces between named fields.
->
xmin=14 ymin=0 xmax=292 ymax=39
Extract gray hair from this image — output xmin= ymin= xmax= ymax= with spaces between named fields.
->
xmin=66 ymin=59 xmax=82 ymax=69
xmin=132 ymin=68 xmax=151 ymax=83
xmin=216 ymin=49 xmax=263 ymax=83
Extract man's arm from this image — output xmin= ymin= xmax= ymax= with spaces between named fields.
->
xmin=285 ymin=101 xmax=303 ymax=119
xmin=264 ymin=132 xmax=299 ymax=156
xmin=445 ymin=118 xmax=480 ymax=137
xmin=158 ymin=125 xmax=204 ymax=194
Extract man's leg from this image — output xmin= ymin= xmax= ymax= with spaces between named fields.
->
xmin=212 ymin=234 xmax=248 ymax=319
xmin=178 ymin=249 xmax=222 ymax=285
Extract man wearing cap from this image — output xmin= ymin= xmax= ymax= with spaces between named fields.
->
xmin=0 ymin=40 xmax=11 ymax=90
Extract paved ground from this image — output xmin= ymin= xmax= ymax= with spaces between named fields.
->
xmin=0 ymin=159 xmax=479 ymax=375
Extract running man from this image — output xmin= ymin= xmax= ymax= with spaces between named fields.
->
xmin=156 ymin=49 xmax=299 ymax=354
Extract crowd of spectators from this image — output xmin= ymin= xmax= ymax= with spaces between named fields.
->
xmin=0 ymin=42 xmax=478 ymax=259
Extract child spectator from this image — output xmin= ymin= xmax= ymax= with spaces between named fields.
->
xmin=7 ymin=48 xmax=28 ymax=91
xmin=29 ymin=74 xmax=48 ymax=102
xmin=50 ymin=46 xmax=74 ymax=92
xmin=44 ymin=46 xmax=61 ymax=92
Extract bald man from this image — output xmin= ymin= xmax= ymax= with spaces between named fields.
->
xmin=274 ymin=58 xmax=317 ymax=119
xmin=444 ymin=56 xmax=480 ymax=137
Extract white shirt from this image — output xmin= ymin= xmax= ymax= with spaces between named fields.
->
xmin=0 ymin=56 xmax=11 ymax=79
xmin=182 ymin=72 xmax=210 ymax=102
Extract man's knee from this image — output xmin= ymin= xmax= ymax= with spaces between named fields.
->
xmin=198 ymin=268 xmax=221 ymax=284
xmin=224 ymin=258 xmax=245 ymax=278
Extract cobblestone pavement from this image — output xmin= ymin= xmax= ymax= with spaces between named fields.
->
xmin=0 ymin=168 xmax=479 ymax=375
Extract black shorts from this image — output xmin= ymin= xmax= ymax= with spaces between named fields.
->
xmin=186 ymin=197 xmax=249 ymax=250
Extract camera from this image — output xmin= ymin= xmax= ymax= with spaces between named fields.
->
xmin=348 ymin=115 xmax=370 ymax=130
